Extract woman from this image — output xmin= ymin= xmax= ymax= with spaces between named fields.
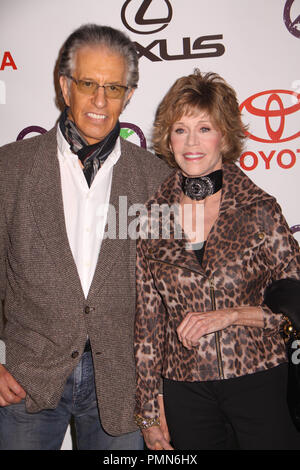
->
xmin=134 ymin=70 xmax=300 ymax=450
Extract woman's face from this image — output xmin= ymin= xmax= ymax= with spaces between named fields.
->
xmin=169 ymin=111 xmax=223 ymax=177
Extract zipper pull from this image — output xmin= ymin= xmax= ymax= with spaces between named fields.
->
xmin=209 ymin=276 xmax=216 ymax=311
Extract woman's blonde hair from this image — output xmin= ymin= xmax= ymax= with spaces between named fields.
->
xmin=152 ymin=69 xmax=248 ymax=167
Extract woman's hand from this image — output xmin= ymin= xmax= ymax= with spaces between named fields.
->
xmin=142 ymin=396 xmax=173 ymax=450
xmin=158 ymin=394 xmax=171 ymax=444
xmin=177 ymin=306 xmax=264 ymax=349
xmin=177 ymin=308 xmax=238 ymax=349
xmin=142 ymin=425 xmax=174 ymax=450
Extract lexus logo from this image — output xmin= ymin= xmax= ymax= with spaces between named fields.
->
xmin=121 ymin=0 xmax=172 ymax=34
xmin=240 ymin=90 xmax=300 ymax=143
xmin=284 ymin=0 xmax=300 ymax=38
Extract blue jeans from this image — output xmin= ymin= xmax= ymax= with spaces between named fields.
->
xmin=0 ymin=351 xmax=143 ymax=450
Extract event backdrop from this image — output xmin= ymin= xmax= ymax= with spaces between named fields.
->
xmin=1 ymin=0 xmax=300 ymax=449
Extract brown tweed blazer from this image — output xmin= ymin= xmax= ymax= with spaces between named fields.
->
xmin=0 ymin=126 xmax=171 ymax=436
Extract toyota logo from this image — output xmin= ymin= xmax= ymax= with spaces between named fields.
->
xmin=240 ymin=90 xmax=300 ymax=143
xmin=284 ymin=0 xmax=300 ymax=38
xmin=121 ymin=0 xmax=172 ymax=34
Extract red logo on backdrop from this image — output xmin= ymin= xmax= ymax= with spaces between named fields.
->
xmin=240 ymin=90 xmax=300 ymax=143
xmin=0 ymin=52 xmax=17 ymax=70
xmin=239 ymin=90 xmax=300 ymax=171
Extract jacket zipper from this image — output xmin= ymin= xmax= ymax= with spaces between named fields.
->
xmin=145 ymin=256 xmax=204 ymax=276
xmin=209 ymin=277 xmax=224 ymax=380
xmin=146 ymin=256 xmax=225 ymax=379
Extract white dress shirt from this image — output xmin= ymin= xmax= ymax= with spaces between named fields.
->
xmin=57 ymin=126 xmax=121 ymax=298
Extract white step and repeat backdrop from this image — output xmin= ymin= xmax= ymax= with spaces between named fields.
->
xmin=1 ymin=0 xmax=299 ymax=449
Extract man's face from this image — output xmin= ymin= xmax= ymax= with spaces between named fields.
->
xmin=60 ymin=45 xmax=134 ymax=144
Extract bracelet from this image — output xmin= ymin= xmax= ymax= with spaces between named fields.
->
xmin=281 ymin=315 xmax=300 ymax=342
xmin=134 ymin=414 xmax=160 ymax=430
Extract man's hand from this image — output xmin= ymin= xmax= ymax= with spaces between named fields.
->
xmin=0 ymin=364 xmax=26 ymax=406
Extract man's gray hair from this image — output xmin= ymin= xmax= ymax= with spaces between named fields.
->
xmin=58 ymin=24 xmax=139 ymax=89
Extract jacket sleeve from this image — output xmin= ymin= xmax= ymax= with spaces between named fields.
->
xmin=134 ymin=237 xmax=166 ymax=420
xmin=264 ymin=278 xmax=300 ymax=331
xmin=260 ymin=200 xmax=300 ymax=335
xmin=0 ymin=188 xmax=7 ymax=341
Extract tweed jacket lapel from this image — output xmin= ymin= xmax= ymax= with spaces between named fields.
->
xmin=29 ymin=127 xmax=85 ymax=301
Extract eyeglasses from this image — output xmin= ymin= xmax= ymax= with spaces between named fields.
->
xmin=67 ymin=75 xmax=129 ymax=99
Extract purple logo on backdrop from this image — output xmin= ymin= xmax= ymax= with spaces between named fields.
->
xmin=17 ymin=126 xmax=47 ymax=140
xmin=284 ymin=0 xmax=300 ymax=38
xmin=120 ymin=122 xmax=147 ymax=148
xmin=16 ymin=123 xmax=147 ymax=148
xmin=121 ymin=0 xmax=172 ymax=35
xmin=291 ymin=225 xmax=300 ymax=234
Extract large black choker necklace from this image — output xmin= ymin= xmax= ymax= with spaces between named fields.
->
xmin=181 ymin=169 xmax=223 ymax=200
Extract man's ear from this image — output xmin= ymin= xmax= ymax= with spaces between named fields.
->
xmin=122 ymin=87 xmax=135 ymax=110
xmin=59 ymin=76 xmax=70 ymax=107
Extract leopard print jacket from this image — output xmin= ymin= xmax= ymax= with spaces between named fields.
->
xmin=134 ymin=163 xmax=300 ymax=420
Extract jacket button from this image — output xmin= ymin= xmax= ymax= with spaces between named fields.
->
xmin=257 ymin=232 xmax=265 ymax=240
xmin=85 ymin=306 xmax=94 ymax=314
xmin=71 ymin=350 xmax=79 ymax=359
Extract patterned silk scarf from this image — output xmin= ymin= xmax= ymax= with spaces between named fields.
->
xmin=59 ymin=107 xmax=120 ymax=187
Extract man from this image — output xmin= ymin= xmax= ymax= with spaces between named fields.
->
xmin=0 ymin=24 xmax=171 ymax=450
